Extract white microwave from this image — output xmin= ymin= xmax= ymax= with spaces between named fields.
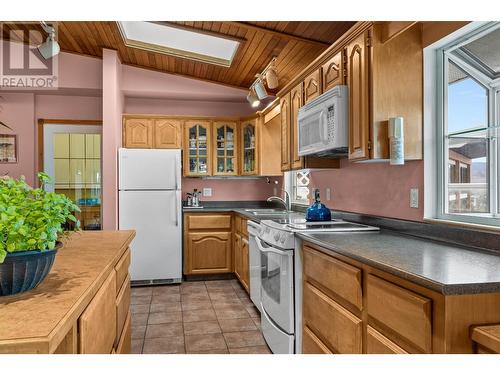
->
xmin=297 ymin=85 xmax=348 ymax=157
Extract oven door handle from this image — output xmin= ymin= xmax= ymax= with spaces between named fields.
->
xmin=256 ymin=236 xmax=291 ymax=257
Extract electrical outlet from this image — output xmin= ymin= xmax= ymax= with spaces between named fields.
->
xmin=273 ymin=187 xmax=278 ymax=196
xmin=410 ymin=188 xmax=419 ymax=208
xmin=325 ymin=188 xmax=331 ymax=201
xmin=203 ymin=188 xmax=212 ymax=197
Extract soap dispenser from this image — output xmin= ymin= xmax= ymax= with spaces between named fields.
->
xmin=306 ymin=189 xmax=332 ymax=222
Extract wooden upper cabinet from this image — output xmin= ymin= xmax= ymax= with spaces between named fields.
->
xmin=184 ymin=120 xmax=212 ymax=177
xmin=303 ymin=69 xmax=321 ymax=104
xmin=280 ymin=93 xmax=291 ymax=172
xmin=213 ymin=121 xmax=238 ymax=176
xmin=347 ymin=29 xmax=371 ymax=160
xmin=123 ymin=118 xmax=153 ymax=148
xmin=240 ymin=119 xmax=258 ymax=175
xmin=322 ymin=50 xmax=345 ymax=92
xmin=154 ymin=118 xmax=182 ymax=149
xmin=290 ymin=82 xmax=304 ymax=170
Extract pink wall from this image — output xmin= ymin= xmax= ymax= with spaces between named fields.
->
xmin=0 ymin=93 xmax=36 ymax=185
xmin=308 ymin=159 xmax=424 ymax=221
xmin=102 ymin=50 xmax=123 ymax=230
xmin=125 ymin=97 xmax=255 ymax=117
xmin=35 ymin=95 xmax=102 ymax=120
xmin=182 ymin=177 xmax=283 ymax=202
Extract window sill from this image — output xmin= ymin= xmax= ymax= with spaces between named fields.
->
xmin=423 ymin=217 xmax=500 ymax=234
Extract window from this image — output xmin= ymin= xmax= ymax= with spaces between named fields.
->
xmin=286 ymin=170 xmax=311 ymax=205
xmin=117 ymin=22 xmax=240 ymax=67
xmin=435 ymin=22 xmax=500 ymax=226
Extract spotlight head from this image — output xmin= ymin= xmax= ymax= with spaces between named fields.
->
xmin=254 ymin=79 xmax=269 ymax=100
xmin=265 ymin=68 xmax=279 ymax=89
xmin=246 ymin=90 xmax=260 ymax=108
xmin=37 ymin=33 xmax=60 ymax=60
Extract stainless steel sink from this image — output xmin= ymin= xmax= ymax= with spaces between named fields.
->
xmin=244 ymin=208 xmax=288 ymax=216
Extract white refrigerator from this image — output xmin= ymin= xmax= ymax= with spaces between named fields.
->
xmin=118 ymin=148 xmax=182 ymax=284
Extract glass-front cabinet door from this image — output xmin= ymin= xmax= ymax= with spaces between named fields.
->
xmin=241 ymin=119 xmax=258 ymax=175
xmin=213 ymin=121 xmax=238 ymax=176
xmin=184 ymin=120 xmax=212 ymax=177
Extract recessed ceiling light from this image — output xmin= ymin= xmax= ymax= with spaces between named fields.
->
xmin=117 ymin=21 xmax=241 ymax=67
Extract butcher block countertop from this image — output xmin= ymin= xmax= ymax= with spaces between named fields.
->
xmin=0 ymin=230 xmax=135 ymax=354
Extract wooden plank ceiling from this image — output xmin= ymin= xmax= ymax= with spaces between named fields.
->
xmin=1 ymin=21 xmax=355 ymax=90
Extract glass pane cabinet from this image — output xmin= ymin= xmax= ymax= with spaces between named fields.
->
xmin=184 ymin=120 xmax=211 ymax=176
xmin=213 ymin=121 xmax=238 ymax=176
xmin=241 ymin=119 xmax=258 ymax=175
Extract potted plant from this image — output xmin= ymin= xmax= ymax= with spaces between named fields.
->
xmin=0 ymin=172 xmax=80 ymax=296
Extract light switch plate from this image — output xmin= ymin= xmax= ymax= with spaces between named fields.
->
xmin=325 ymin=188 xmax=331 ymax=201
xmin=410 ymin=188 xmax=419 ymax=208
xmin=203 ymin=188 xmax=212 ymax=197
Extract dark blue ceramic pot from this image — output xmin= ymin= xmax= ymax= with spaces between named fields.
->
xmin=0 ymin=249 xmax=57 ymax=296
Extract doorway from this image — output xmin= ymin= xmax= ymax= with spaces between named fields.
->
xmin=40 ymin=120 xmax=102 ymax=230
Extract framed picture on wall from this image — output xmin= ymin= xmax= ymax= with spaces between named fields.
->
xmin=0 ymin=134 xmax=17 ymax=163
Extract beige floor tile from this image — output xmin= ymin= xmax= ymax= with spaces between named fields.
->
xmin=181 ymin=300 xmax=213 ymax=311
xmin=131 ymin=313 xmax=149 ymax=326
xmin=149 ymin=302 xmax=182 ymax=313
xmin=132 ymin=325 xmax=147 ymax=339
xmin=142 ymin=336 xmax=185 ymax=354
xmin=181 ymin=294 xmax=211 ymax=303
xmin=218 ymin=318 xmax=257 ymax=333
xmin=204 ymin=280 xmax=234 ymax=287
xmin=224 ymin=331 xmax=266 ymax=348
xmin=180 ymin=282 xmax=207 ymax=294
xmin=131 ymin=287 xmax=153 ymax=297
xmin=235 ymin=290 xmax=249 ymax=299
xmin=245 ymin=305 xmax=260 ymax=318
xmin=151 ymin=294 xmax=180 ymax=304
xmin=206 ymin=284 xmax=236 ymax=293
xmin=215 ymin=306 xmax=250 ymax=320
xmin=189 ymin=348 xmax=229 ymax=354
xmin=185 ymin=333 xmax=227 ymax=353
xmin=182 ymin=308 xmax=217 ymax=322
xmin=145 ymin=322 xmax=183 ymax=339
xmin=152 ymin=285 xmax=180 ymax=295
xmin=183 ymin=320 xmax=221 ymax=336
xmin=131 ymin=339 xmax=144 ymax=354
xmin=252 ymin=316 xmax=261 ymax=329
xmin=131 ymin=295 xmax=152 ymax=305
xmin=148 ymin=311 xmax=182 ymax=325
xmin=229 ymin=345 xmax=271 ymax=354
xmin=211 ymin=300 xmax=243 ymax=309
xmin=209 ymin=291 xmax=238 ymax=300
xmin=130 ymin=304 xmax=150 ymax=314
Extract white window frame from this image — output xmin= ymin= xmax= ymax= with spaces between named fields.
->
xmin=284 ymin=169 xmax=311 ymax=206
xmin=424 ymin=21 xmax=500 ymax=227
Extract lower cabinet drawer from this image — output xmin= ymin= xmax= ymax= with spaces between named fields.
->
xmin=303 ymin=281 xmax=362 ymax=353
xmin=302 ymin=326 xmax=333 ymax=354
xmin=187 ymin=214 xmax=232 ymax=230
xmin=367 ymin=274 xmax=432 ymax=353
xmin=115 ymin=249 xmax=130 ymax=295
xmin=115 ymin=275 xmax=131 ymax=346
xmin=366 ymin=326 xmax=408 ymax=354
xmin=79 ymin=271 xmax=117 ymax=354
xmin=116 ymin=312 xmax=131 ymax=354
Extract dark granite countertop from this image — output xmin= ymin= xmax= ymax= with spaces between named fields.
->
xmin=297 ymin=230 xmax=500 ymax=295
xmin=182 ymin=205 xmax=304 ymax=223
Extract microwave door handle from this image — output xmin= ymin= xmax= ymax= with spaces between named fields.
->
xmin=320 ymin=110 xmax=328 ymax=144
xmin=256 ymin=237 xmax=290 ymax=256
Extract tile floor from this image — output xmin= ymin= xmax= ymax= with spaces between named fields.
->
xmin=130 ymin=279 xmax=272 ymax=354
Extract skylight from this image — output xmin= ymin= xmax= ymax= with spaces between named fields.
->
xmin=117 ymin=22 xmax=240 ymax=67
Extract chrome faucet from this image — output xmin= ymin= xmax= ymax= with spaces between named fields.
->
xmin=267 ymin=190 xmax=291 ymax=212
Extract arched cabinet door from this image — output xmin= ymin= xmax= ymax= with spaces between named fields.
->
xmin=154 ymin=118 xmax=181 ymax=148
xmin=290 ymin=82 xmax=304 ymax=170
xmin=322 ymin=50 xmax=344 ymax=92
xmin=347 ymin=29 xmax=370 ymax=161
xmin=304 ymin=70 xmax=321 ymax=104
xmin=213 ymin=121 xmax=238 ymax=176
xmin=240 ymin=119 xmax=258 ymax=175
xmin=280 ymin=93 xmax=291 ymax=172
xmin=185 ymin=232 xmax=232 ymax=274
xmin=184 ymin=120 xmax=212 ymax=177
xmin=123 ymin=118 xmax=153 ymax=148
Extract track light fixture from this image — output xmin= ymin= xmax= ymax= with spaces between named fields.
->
xmin=246 ymin=57 xmax=278 ymax=107
xmin=37 ymin=21 xmax=60 ymax=60
xmin=246 ymin=88 xmax=260 ymax=108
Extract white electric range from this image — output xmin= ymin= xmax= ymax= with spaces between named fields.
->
xmin=254 ymin=217 xmax=379 ymax=354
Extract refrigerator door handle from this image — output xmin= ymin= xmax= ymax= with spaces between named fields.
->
xmin=175 ymin=191 xmax=179 ymax=226
xmin=174 ymin=153 xmax=180 ymax=190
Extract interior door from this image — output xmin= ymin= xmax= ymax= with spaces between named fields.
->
xmin=119 ymin=190 xmax=181 ymax=281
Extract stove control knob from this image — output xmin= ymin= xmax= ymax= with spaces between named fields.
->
xmin=280 ymin=235 xmax=286 ymax=244
xmin=274 ymin=232 xmax=280 ymax=241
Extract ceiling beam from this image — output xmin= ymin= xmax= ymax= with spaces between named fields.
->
xmin=225 ymin=22 xmax=331 ymax=47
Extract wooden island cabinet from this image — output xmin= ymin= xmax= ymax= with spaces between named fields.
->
xmin=0 ymin=231 xmax=135 ymax=354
